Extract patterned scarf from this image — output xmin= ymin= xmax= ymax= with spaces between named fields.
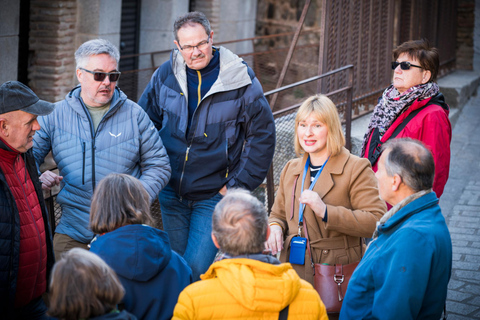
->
xmin=360 ymin=82 xmax=440 ymax=156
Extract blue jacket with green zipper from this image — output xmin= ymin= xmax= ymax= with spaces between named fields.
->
xmin=138 ymin=46 xmax=275 ymax=201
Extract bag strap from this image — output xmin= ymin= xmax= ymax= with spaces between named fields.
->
xmin=368 ymin=96 xmax=438 ymax=166
xmin=278 ymin=305 xmax=289 ymax=320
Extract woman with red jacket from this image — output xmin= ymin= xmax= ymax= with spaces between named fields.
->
xmin=361 ymin=39 xmax=451 ymax=198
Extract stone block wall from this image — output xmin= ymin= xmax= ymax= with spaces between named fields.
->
xmin=457 ymin=0 xmax=475 ymax=70
xmin=0 ymin=0 xmax=20 ymax=84
xmin=28 ymin=0 xmax=77 ymax=102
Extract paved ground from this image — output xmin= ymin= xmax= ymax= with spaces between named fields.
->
xmin=440 ymin=86 xmax=480 ymax=319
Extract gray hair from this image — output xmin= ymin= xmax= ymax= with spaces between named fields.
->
xmin=382 ymin=138 xmax=435 ymax=192
xmin=75 ymin=39 xmax=120 ymax=69
xmin=173 ymin=11 xmax=211 ymax=43
xmin=212 ymin=189 xmax=268 ymax=256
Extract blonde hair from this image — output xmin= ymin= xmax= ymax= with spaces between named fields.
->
xmin=294 ymin=94 xmax=345 ymax=157
xmin=48 ymin=248 xmax=124 ymax=320
xmin=90 ymin=173 xmax=153 ymax=234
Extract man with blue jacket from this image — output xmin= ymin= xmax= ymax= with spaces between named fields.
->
xmin=340 ymin=138 xmax=452 ymax=319
xmin=34 ymin=39 xmax=171 ymax=259
xmin=138 ymin=11 xmax=275 ymax=280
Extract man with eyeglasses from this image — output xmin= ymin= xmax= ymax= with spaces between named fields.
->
xmin=33 ymin=39 xmax=171 ymax=259
xmin=139 ymin=11 xmax=275 ymax=280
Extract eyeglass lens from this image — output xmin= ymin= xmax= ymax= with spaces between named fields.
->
xmin=93 ymin=72 xmax=120 ymax=82
xmin=391 ymin=61 xmax=421 ymax=70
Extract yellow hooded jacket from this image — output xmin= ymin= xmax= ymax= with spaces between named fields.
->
xmin=173 ymin=258 xmax=328 ymax=320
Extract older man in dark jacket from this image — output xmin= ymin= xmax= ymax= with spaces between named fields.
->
xmin=139 ymin=11 xmax=275 ymax=280
xmin=0 ymin=81 xmax=55 ymax=319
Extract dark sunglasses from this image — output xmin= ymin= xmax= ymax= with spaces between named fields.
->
xmin=391 ymin=61 xmax=422 ymax=70
xmin=80 ymin=68 xmax=121 ymax=82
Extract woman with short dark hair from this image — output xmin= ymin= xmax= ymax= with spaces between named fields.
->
xmin=361 ymin=39 xmax=451 ymax=198
xmin=89 ymin=173 xmax=192 ymax=320
xmin=48 ymin=248 xmax=136 ymax=320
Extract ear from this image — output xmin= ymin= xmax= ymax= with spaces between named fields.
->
xmin=209 ymin=30 xmax=214 ymax=43
xmin=391 ymin=174 xmax=402 ymax=192
xmin=266 ymin=225 xmax=271 ymax=241
xmin=211 ymin=232 xmax=221 ymax=249
xmin=76 ymin=68 xmax=83 ymax=83
xmin=422 ymin=70 xmax=431 ymax=84
xmin=0 ymin=119 xmax=8 ymax=137
xmin=174 ymin=40 xmax=181 ymax=51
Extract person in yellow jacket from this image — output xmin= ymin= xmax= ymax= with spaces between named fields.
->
xmin=172 ymin=189 xmax=328 ymax=320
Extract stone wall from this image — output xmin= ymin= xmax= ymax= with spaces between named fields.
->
xmin=28 ymin=0 xmax=77 ymax=102
xmin=457 ymin=0 xmax=475 ymax=70
xmin=0 ymin=0 xmax=20 ymax=85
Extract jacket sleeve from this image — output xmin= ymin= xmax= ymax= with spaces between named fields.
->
xmin=33 ymin=114 xmax=53 ymax=167
xmin=371 ymin=229 xmax=434 ymax=319
xmin=227 ymin=78 xmax=276 ymax=191
xmin=325 ymin=158 xmax=386 ymax=238
xmin=137 ymin=108 xmax=171 ymax=201
xmin=268 ymin=161 xmax=291 ymax=233
xmin=411 ymin=108 xmax=451 ymax=198
xmin=138 ymin=69 xmax=164 ymax=130
xmin=172 ymin=289 xmax=195 ymax=320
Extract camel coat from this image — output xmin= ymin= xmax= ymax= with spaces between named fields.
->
xmin=269 ymin=147 xmax=386 ymax=285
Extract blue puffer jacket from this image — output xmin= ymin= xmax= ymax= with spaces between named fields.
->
xmin=90 ymin=224 xmax=192 ymax=320
xmin=340 ymin=191 xmax=452 ymax=319
xmin=138 ymin=47 xmax=275 ymax=200
xmin=33 ymin=87 xmax=171 ymax=243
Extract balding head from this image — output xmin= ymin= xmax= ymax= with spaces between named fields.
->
xmin=382 ymin=138 xmax=435 ymax=192
xmin=212 ymin=189 xmax=268 ymax=256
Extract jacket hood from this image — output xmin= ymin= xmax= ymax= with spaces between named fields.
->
xmin=90 ymin=310 xmax=137 ymax=320
xmin=90 ymin=224 xmax=172 ymax=282
xmin=201 ymin=258 xmax=301 ymax=312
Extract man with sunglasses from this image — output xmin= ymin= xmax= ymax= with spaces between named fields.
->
xmin=33 ymin=39 xmax=171 ymax=259
xmin=138 ymin=11 xmax=275 ymax=281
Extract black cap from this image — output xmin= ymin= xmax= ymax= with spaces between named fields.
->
xmin=0 ymin=81 xmax=55 ymax=116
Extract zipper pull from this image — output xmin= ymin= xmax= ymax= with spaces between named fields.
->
xmin=185 ymin=147 xmax=190 ymax=162
xmin=225 ymin=167 xmax=229 ymax=178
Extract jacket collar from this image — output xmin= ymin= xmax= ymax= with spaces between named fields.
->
xmin=65 ymin=85 xmax=126 ymax=119
xmin=378 ymin=191 xmax=439 ymax=235
xmin=171 ymin=46 xmax=252 ymax=103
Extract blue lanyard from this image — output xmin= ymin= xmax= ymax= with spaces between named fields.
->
xmin=298 ymin=155 xmax=329 ymax=224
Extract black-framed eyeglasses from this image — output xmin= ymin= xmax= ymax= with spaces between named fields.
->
xmin=179 ymin=35 xmax=210 ymax=53
xmin=391 ymin=61 xmax=422 ymax=70
xmin=80 ymin=68 xmax=121 ymax=82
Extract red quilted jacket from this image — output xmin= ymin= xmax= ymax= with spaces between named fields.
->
xmin=0 ymin=143 xmax=47 ymax=308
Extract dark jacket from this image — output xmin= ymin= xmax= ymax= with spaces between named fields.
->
xmin=90 ymin=310 xmax=137 ymax=320
xmin=90 ymin=224 xmax=192 ymax=320
xmin=340 ymin=192 xmax=452 ymax=319
xmin=138 ymin=46 xmax=275 ymax=200
xmin=0 ymin=140 xmax=54 ymax=319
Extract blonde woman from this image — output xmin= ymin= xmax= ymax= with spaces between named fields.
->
xmin=266 ymin=95 xmax=386 ymax=314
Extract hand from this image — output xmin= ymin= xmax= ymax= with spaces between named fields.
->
xmin=265 ymin=224 xmax=283 ymax=255
xmin=219 ymin=185 xmax=227 ymax=196
xmin=40 ymin=170 xmax=63 ymax=191
xmin=298 ymin=190 xmax=326 ymax=219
